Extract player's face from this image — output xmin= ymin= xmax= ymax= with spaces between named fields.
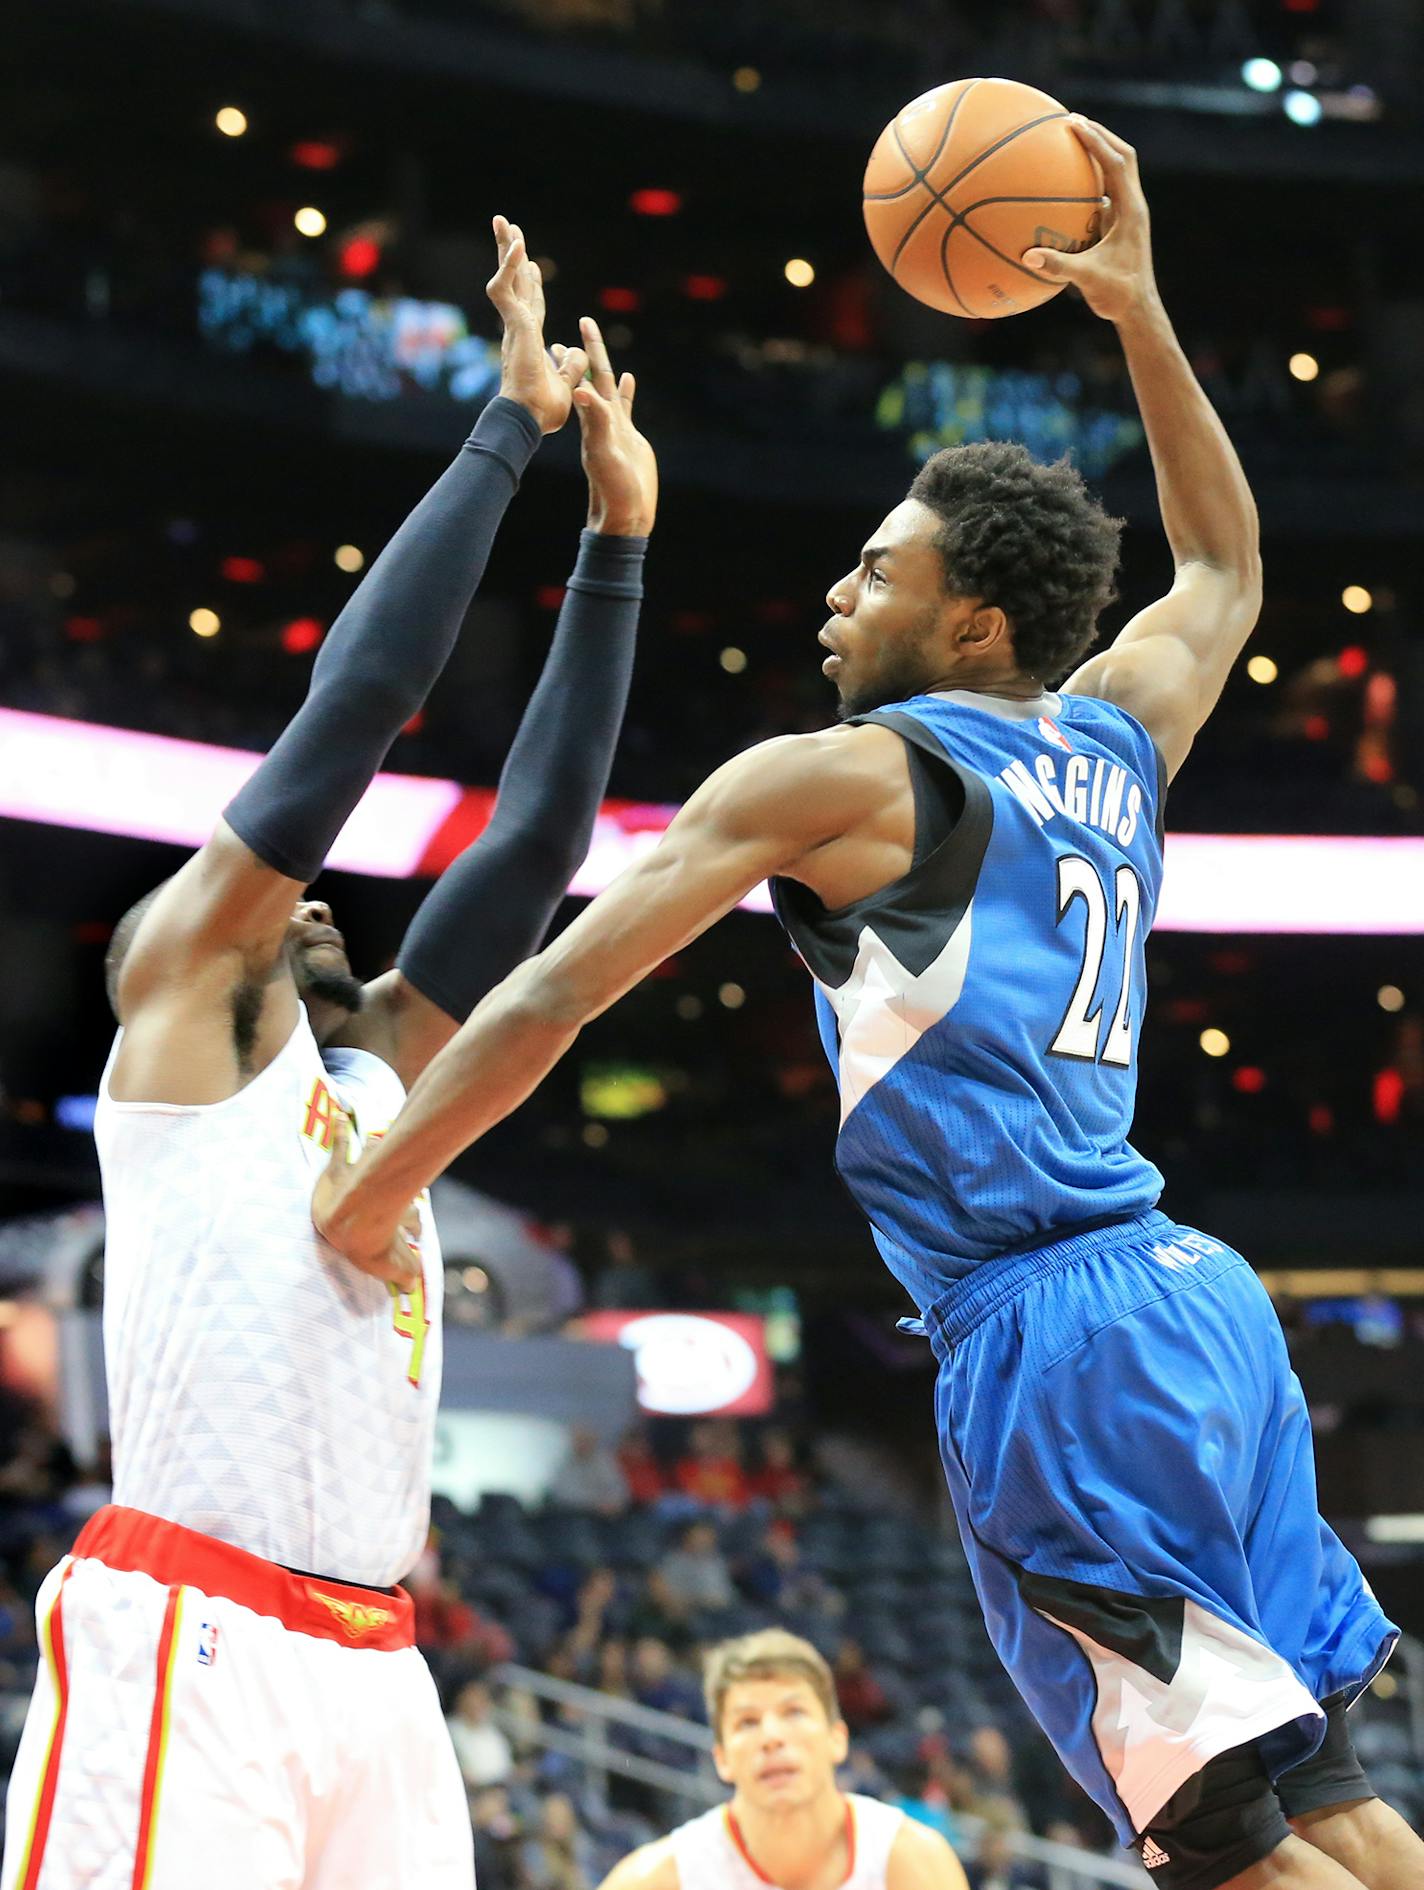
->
xmin=286 ymin=900 xmax=364 ymax=1014
xmin=714 ymin=1677 xmax=849 ymax=1812
xmin=821 ymin=498 xmax=983 ymax=717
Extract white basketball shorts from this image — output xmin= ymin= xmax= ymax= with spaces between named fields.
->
xmin=1 ymin=1505 xmax=473 ymax=1890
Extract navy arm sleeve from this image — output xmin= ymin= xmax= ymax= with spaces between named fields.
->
xmin=223 ymin=397 xmax=541 ymax=886
xmin=395 ymin=530 xmax=645 ymax=1022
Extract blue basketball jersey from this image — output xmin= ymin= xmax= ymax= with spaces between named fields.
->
xmin=771 ymin=687 xmax=1167 ymax=1310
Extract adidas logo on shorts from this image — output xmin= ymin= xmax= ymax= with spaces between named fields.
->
xmin=1140 ymin=1838 xmax=1171 ymax=1870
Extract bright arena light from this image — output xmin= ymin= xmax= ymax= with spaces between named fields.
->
xmin=784 ymin=258 xmax=815 ymax=288
xmin=1241 ymin=58 xmax=1282 ymax=93
xmin=1378 ymin=985 xmax=1405 ymax=1013
xmin=188 ymin=608 xmax=221 ymax=637
xmin=1200 ymin=1029 xmax=1231 ymax=1058
xmin=215 ymin=106 xmax=248 ymax=138
xmin=719 ymin=646 xmax=748 ymax=673
xmin=3 ymin=711 xmax=1424 ymax=932
xmin=334 ymin=543 xmax=365 ymax=573
xmin=294 ymin=206 xmax=328 ymax=237
xmin=1284 ymin=90 xmax=1323 ymax=127
xmin=1342 ymin=585 xmax=1373 ymax=614
xmin=1246 ymin=655 xmax=1278 ymax=685
xmin=1288 ymin=352 xmax=1319 ymax=382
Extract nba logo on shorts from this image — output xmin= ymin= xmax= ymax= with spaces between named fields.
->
xmin=197 ymin=1621 xmax=220 ymax=1668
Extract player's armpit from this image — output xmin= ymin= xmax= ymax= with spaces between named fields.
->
xmin=116 ymin=820 xmax=307 ymax=1014
xmin=886 ymin=1817 xmax=971 ymax=1890
xmin=594 ymin=1838 xmax=681 ymax=1890
xmin=107 ymin=821 xmax=305 ymax=1104
xmin=1063 ymin=558 xmax=1262 ymax=780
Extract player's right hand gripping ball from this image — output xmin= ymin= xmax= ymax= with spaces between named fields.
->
xmin=863 ymin=77 xmax=1103 ymax=319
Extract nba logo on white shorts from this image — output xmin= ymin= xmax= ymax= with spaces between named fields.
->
xmin=197 ymin=1620 xmax=219 ymax=1667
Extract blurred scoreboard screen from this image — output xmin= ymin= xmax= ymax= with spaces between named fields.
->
xmin=580 ymin=1310 xmax=773 ymax=1417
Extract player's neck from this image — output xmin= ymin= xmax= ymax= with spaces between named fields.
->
xmin=927 ymin=665 xmax=1045 ymax=701
xmin=728 ymin=1785 xmax=850 ymax=1889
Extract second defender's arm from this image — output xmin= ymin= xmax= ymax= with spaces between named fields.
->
xmin=314 ymin=725 xmax=905 ymax=1264
xmin=1032 ymin=119 xmax=1262 ymax=778
xmin=341 ymin=321 xmax=656 ymax=1086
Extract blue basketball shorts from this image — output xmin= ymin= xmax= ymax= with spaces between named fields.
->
xmin=912 ymin=1211 xmax=1397 ymax=1844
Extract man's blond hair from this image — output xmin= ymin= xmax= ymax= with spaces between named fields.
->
xmin=703 ymin=1628 xmax=840 ymax=1739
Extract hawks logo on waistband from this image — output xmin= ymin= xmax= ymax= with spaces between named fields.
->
xmin=306 ymin=1587 xmax=395 ymax=1639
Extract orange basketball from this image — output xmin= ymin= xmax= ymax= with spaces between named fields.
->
xmin=863 ymin=78 xmax=1103 ymax=320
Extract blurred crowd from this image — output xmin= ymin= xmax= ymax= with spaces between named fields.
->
xmin=2 ymin=1387 xmax=1422 ymax=1885
xmin=0 ymin=1393 xmax=1128 ymax=1888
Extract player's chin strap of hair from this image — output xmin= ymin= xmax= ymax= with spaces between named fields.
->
xmin=223 ymin=396 xmax=541 ymax=887
xmin=396 ymin=528 xmax=646 ymax=1022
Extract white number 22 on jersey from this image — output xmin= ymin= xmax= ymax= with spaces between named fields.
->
xmin=1049 ymin=854 xmax=1142 ymax=1068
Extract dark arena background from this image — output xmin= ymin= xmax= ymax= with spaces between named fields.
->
xmin=2 ymin=0 xmax=1423 ymax=1881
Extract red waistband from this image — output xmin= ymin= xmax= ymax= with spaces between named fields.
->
xmin=72 ymin=1506 xmax=415 ymax=1651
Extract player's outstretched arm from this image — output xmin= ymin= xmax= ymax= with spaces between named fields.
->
xmin=339 ymin=319 xmax=657 ymax=1088
xmin=887 ymin=1818 xmax=971 ymax=1890
xmin=110 ymin=219 xmax=587 ymax=1107
xmin=313 ymin=724 xmax=905 ymax=1267
xmin=1026 ymin=118 xmax=1262 ymax=780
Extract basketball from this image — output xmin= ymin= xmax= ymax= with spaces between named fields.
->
xmin=863 ymin=78 xmax=1104 ymax=319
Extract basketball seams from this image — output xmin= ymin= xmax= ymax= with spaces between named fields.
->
xmin=936 ymin=109 xmax=1070 ymax=201
xmin=886 ymin=81 xmax=980 ymax=271
xmin=867 ymin=78 xmax=978 ymax=202
xmin=937 ymin=220 xmax=973 ymax=317
xmin=957 ymin=215 xmax=1066 ymax=293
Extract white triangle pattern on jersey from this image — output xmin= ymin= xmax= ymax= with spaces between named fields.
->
xmin=96 ymin=1013 xmax=443 ymax=1588
xmin=817 ymin=911 xmax=975 ymax=1127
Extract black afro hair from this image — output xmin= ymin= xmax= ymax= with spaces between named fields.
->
xmin=908 ymin=442 xmax=1122 ymax=684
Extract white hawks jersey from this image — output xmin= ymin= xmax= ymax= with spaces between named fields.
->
xmin=95 ymin=1006 xmax=442 ymax=1587
xmin=669 ymin=1795 xmax=904 ymax=1890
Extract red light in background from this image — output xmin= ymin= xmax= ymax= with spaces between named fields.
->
xmin=221 ymin=556 xmax=265 ymax=584
xmin=1232 ymin=1066 xmax=1267 ymax=1094
xmin=281 ymin=617 xmax=324 ymax=654
xmin=1303 ymin=714 xmax=1330 ymax=741
xmin=1307 ymin=306 xmax=1351 ymax=331
xmin=672 ymin=610 xmax=714 ymax=634
xmin=755 ymin=599 xmax=798 ymax=624
xmin=535 ymin=585 xmax=566 ymax=610
xmin=340 ymin=236 xmax=382 ymax=280
xmin=1360 ymin=748 xmax=1395 ymax=785
xmin=1307 ymin=1102 xmax=1334 ymax=1135
xmin=291 ymin=141 xmax=342 ymax=171
xmin=1337 ymin=645 xmax=1368 ymax=678
xmin=1373 ymin=1068 xmax=1404 ymax=1125
xmin=597 ymin=287 xmax=641 ymax=314
xmin=65 ymin=616 xmax=104 ymax=642
xmin=629 ymin=189 xmax=682 ymax=217
xmin=1282 ymin=0 xmax=1319 ymax=11
xmin=402 ymin=710 xmax=425 ymax=736
xmin=681 ymin=275 xmax=727 ymax=301
xmin=1167 ymin=997 xmax=1209 ymax=1024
